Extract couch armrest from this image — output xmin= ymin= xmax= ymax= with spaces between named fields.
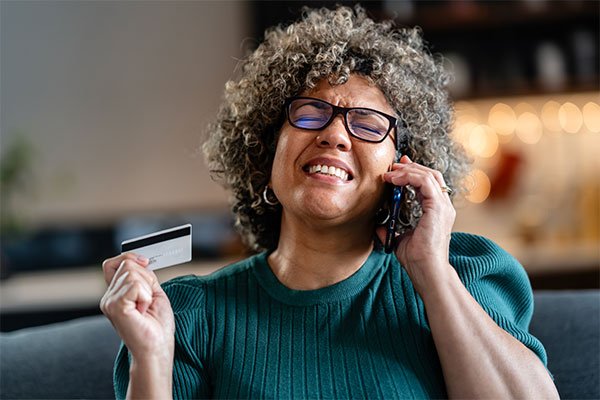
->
xmin=531 ymin=290 xmax=600 ymax=399
xmin=0 ymin=314 xmax=120 ymax=399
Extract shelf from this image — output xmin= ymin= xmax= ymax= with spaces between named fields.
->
xmin=382 ymin=1 xmax=599 ymax=32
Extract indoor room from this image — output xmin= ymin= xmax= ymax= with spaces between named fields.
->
xmin=1 ymin=1 xmax=598 ymax=398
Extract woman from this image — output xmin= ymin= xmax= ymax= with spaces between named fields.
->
xmin=101 ymin=6 xmax=558 ymax=399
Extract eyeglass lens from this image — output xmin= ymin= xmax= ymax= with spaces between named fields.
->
xmin=288 ymin=98 xmax=391 ymax=142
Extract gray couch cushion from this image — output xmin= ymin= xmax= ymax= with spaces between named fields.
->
xmin=530 ymin=290 xmax=600 ymax=399
xmin=0 ymin=314 xmax=120 ymax=399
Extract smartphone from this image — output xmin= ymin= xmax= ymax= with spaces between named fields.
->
xmin=384 ymin=185 xmax=403 ymax=253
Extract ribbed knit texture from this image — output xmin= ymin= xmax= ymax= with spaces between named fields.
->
xmin=114 ymin=232 xmax=548 ymax=399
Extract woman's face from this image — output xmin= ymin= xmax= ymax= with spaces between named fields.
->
xmin=270 ymin=74 xmax=397 ymax=228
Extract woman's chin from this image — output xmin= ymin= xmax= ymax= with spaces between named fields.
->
xmin=283 ymin=193 xmax=367 ymax=227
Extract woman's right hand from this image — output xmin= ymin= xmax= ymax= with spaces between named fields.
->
xmin=100 ymin=253 xmax=175 ymax=362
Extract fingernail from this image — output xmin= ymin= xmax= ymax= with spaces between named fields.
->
xmin=137 ymin=255 xmax=149 ymax=264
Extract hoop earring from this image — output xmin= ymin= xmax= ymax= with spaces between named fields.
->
xmin=262 ymin=185 xmax=279 ymax=206
xmin=375 ymin=207 xmax=390 ymax=225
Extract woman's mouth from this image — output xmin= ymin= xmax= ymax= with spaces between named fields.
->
xmin=303 ymin=163 xmax=352 ymax=181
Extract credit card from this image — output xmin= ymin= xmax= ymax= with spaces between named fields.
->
xmin=121 ymin=224 xmax=192 ymax=270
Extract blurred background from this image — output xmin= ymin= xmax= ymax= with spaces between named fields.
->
xmin=1 ymin=0 xmax=598 ymax=331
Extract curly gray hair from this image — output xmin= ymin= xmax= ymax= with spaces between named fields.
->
xmin=203 ymin=5 xmax=469 ymax=251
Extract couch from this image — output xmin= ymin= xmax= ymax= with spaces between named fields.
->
xmin=1 ymin=290 xmax=599 ymax=399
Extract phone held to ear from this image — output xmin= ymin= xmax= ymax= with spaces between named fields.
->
xmin=384 ymin=186 xmax=403 ymax=253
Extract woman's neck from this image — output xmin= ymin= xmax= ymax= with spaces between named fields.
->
xmin=267 ymin=213 xmax=375 ymax=290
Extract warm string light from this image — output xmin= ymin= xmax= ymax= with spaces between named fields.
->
xmin=453 ymin=95 xmax=599 ymax=203
xmin=488 ymin=103 xmax=516 ymax=139
xmin=541 ymin=101 xmax=562 ymax=133
xmin=559 ymin=102 xmax=583 ymax=133
xmin=469 ymin=125 xmax=499 ymax=158
xmin=516 ymin=112 xmax=543 ymax=144
xmin=465 ymin=169 xmax=491 ymax=204
xmin=582 ymin=102 xmax=600 ymax=132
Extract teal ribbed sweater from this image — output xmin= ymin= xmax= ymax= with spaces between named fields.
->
xmin=114 ymin=233 xmax=548 ymax=399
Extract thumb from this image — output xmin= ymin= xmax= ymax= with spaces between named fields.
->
xmin=151 ymin=277 xmax=164 ymax=294
xmin=151 ymin=280 xmax=171 ymax=305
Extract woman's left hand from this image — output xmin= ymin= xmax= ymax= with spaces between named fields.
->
xmin=376 ymin=155 xmax=456 ymax=292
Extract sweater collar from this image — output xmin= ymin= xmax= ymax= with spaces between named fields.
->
xmin=251 ymin=249 xmax=389 ymax=306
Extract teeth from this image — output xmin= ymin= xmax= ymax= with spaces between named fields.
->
xmin=308 ymin=164 xmax=350 ymax=180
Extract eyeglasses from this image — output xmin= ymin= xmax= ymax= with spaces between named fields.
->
xmin=284 ymin=97 xmax=399 ymax=144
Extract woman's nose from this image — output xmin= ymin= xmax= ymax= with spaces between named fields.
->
xmin=316 ymin=115 xmax=352 ymax=151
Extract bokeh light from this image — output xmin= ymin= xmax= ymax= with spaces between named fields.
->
xmin=453 ymin=121 xmax=477 ymax=148
xmin=488 ymin=103 xmax=516 ymax=137
xmin=515 ymin=102 xmax=536 ymax=115
xmin=582 ymin=102 xmax=600 ymax=133
xmin=465 ymin=169 xmax=491 ymax=204
xmin=559 ymin=102 xmax=583 ymax=133
xmin=541 ymin=100 xmax=562 ymax=133
xmin=516 ymin=112 xmax=543 ymax=144
xmin=468 ymin=124 xmax=499 ymax=158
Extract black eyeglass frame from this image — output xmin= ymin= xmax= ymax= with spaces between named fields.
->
xmin=284 ymin=96 xmax=401 ymax=146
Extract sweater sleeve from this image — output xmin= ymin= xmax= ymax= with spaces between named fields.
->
xmin=448 ymin=232 xmax=548 ymax=368
xmin=113 ymin=275 xmax=210 ymax=399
